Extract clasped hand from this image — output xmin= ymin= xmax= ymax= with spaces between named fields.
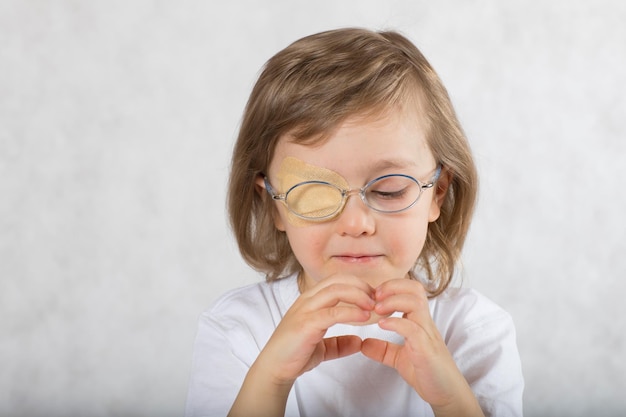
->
xmin=252 ymin=274 xmax=479 ymax=413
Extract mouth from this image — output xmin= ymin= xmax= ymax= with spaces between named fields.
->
xmin=332 ymin=254 xmax=383 ymax=264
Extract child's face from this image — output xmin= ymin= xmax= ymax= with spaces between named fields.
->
xmin=264 ymin=109 xmax=446 ymax=292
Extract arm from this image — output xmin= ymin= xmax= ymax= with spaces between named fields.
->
xmin=228 ymin=334 xmax=362 ymax=417
xmin=447 ymin=292 xmax=525 ymax=417
xmin=228 ymin=359 xmax=292 ymax=417
xmin=228 ymin=274 xmax=376 ymax=417
xmin=361 ymin=279 xmax=485 ymax=417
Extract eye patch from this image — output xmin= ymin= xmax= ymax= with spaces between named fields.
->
xmin=276 ymin=157 xmax=349 ymax=226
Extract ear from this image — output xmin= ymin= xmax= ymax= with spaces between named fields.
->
xmin=428 ymin=167 xmax=452 ymax=223
xmin=255 ymin=174 xmax=286 ymax=231
xmin=254 ymin=174 xmax=266 ymax=196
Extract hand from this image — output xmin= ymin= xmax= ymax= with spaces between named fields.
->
xmin=229 ymin=274 xmax=375 ymax=417
xmin=258 ymin=274 xmax=376 ymax=385
xmin=361 ymin=279 xmax=484 ymax=417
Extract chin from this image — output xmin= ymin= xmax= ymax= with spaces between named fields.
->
xmin=355 ymin=269 xmax=410 ymax=286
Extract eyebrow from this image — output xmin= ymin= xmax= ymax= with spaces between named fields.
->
xmin=368 ymin=158 xmax=418 ymax=172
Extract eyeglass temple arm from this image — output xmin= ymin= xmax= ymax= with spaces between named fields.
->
xmin=422 ymin=164 xmax=443 ymax=190
xmin=263 ymin=176 xmax=284 ymax=200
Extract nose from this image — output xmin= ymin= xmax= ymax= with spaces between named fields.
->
xmin=333 ymin=191 xmax=376 ymax=236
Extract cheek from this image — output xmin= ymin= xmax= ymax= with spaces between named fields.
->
xmin=387 ymin=217 xmax=429 ymax=260
xmin=284 ymin=227 xmax=326 ymax=266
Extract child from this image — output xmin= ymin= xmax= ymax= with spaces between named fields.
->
xmin=185 ymin=28 xmax=524 ymax=417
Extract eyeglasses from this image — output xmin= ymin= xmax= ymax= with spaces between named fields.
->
xmin=264 ymin=165 xmax=442 ymax=221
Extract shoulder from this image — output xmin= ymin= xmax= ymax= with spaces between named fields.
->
xmin=202 ymin=275 xmax=299 ymax=331
xmin=191 ymin=277 xmax=298 ymax=366
xmin=429 ymin=286 xmax=520 ymax=359
xmin=430 ymin=287 xmax=514 ymax=335
xmin=208 ymin=281 xmax=276 ymax=316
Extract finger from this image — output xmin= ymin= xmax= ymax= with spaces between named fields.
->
xmin=360 ymin=338 xmax=402 ymax=368
xmin=308 ymin=274 xmax=375 ymax=299
xmin=317 ymin=305 xmax=372 ymax=326
xmin=375 ymin=279 xmax=431 ymax=322
xmin=377 ymin=316 xmax=439 ymax=345
xmin=305 ymin=282 xmax=376 ymax=311
xmin=375 ymin=277 xmax=427 ymax=301
xmin=374 ymin=293 xmax=430 ymax=321
xmin=322 ymin=335 xmax=362 ymax=361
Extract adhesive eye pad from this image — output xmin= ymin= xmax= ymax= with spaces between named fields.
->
xmin=276 ymin=157 xmax=350 ymax=226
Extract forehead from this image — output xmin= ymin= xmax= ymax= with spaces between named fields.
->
xmin=270 ymin=108 xmax=434 ymax=181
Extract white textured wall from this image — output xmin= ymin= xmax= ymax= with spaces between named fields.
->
xmin=1 ymin=1 xmax=625 ymax=416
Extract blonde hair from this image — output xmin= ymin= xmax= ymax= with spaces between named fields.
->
xmin=227 ymin=28 xmax=477 ymax=296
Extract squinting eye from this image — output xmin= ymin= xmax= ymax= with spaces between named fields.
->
xmin=369 ymin=187 xmax=408 ymax=199
xmin=368 ymin=175 xmax=411 ymax=195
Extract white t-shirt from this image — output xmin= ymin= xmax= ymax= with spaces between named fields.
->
xmin=185 ymin=275 xmax=524 ymax=417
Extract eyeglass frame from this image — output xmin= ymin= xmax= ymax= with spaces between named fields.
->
xmin=263 ymin=164 xmax=443 ymax=221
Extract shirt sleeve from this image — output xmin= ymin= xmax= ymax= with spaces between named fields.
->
xmin=184 ymin=311 xmax=251 ymax=417
xmin=443 ymin=292 xmax=525 ymax=417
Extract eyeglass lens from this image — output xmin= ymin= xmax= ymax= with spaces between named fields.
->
xmin=285 ymin=175 xmax=421 ymax=219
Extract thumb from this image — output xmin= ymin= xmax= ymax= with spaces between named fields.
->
xmin=361 ymin=338 xmax=400 ymax=368
xmin=322 ymin=335 xmax=363 ymax=361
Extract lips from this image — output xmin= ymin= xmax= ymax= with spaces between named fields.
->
xmin=333 ymin=254 xmax=383 ymax=263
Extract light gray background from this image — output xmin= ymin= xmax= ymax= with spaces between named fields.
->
xmin=1 ymin=1 xmax=624 ymax=416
